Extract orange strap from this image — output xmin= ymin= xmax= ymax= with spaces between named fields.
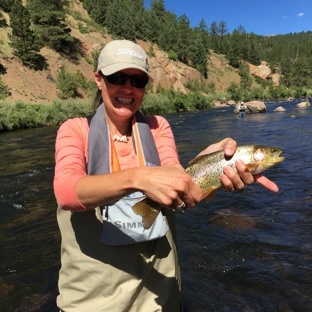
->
xmin=110 ymin=135 xmax=121 ymax=172
xmin=110 ymin=115 xmax=146 ymax=172
xmin=132 ymin=115 xmax=145 ymax=167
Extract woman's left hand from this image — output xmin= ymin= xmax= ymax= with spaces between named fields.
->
xmin=199 ymin=138 xmax=279 ymax=193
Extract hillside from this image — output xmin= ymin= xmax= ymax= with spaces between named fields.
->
xmin=0 ymin=2 xmax=241 ymax=104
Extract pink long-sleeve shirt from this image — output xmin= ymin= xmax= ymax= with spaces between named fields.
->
xmin=54 ymin=116 xmax=179 ymax=211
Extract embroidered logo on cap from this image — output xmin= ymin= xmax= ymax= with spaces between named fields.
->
xmin=114 ymin=48 xmax=145 ymax=61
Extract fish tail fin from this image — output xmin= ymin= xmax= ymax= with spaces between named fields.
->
xmin=200 ymin=188 xmax=217 ymax=203
xmin=132 ymin=198 xmax=161 ymax=230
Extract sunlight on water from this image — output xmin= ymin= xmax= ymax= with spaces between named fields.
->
xmin=168 ymin=101 xmax=312 ymax=311
xmin=1 ymin=101 xmax=312 ymax=311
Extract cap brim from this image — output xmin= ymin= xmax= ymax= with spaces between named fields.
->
xmin=100 ymin=63 xmax=153 ymax=82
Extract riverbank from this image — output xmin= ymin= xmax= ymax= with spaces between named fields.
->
xmin=0 ymin=90 xmax=216 ymax=131
xmin=1 ymin=91 xmax=310 ymax=131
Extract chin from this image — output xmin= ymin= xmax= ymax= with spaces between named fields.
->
xmin=116 ymin=107 xmax=136 ymax=117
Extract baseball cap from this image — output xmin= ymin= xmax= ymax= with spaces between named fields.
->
xmin=97 ymin=40 xmax=153 ymax=82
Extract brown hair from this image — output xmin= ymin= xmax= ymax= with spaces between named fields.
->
xmin=92 ymin=89 xmax=103 ymax=113
xmin=92 ymin=71 xmax=104 ymax=112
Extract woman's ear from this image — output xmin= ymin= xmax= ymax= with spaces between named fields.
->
xmin=94 ymin=72 xmax=102 ymax=89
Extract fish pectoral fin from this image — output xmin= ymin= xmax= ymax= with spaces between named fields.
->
xmin=132 ymin=198 xmax=161 ymax=230
xmin=200 ymin=188 xmax=217 ymax=203
xmin=245 ymin=164 xmax=260 ymax=170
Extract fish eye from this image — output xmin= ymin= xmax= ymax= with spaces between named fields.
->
xmin=270 ymin=148 xmax=277 ymax=153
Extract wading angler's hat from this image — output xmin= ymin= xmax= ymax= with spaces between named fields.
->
xmin=97 ymin=40 xmax=153 ymax=82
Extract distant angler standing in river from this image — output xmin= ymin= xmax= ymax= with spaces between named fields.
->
xmin=239 ymin=101 xmax=247 ymax=118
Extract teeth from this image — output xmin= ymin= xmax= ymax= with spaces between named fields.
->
xmin=117 ymin=97 xmax=133 ymax=103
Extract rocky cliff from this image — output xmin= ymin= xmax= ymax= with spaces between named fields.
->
xmin=0 ymin=2 xmax=275 ymax=104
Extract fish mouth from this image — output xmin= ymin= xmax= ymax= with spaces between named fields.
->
xmin=276 ymin=150 xmax=285 ymax=163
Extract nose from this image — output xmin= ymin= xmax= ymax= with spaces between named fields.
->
xmin=121 ymin=77 xmax=133 ymax=90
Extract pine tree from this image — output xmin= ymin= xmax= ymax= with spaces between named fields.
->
xmin=239 ymin=61 xmax=252 ymax=89
xmin=197 ymin=19 xmax=210 ymax=51
xmin=158 ymin=11 xmax=178 ymax=52
xmin=82 ymin=0 xmax=110 ymax=26
xmin=0 ymin=11 xmax=7 ymax=27
xmin=56 ymin=65 xmax=80 ymax=99
xmin=290 ymin=57 xmax=312 ymax=87
xmin=226 ymin=29 xmax=241 ymax=67
xmin=8 ymin=0 xmax=44 ymax=69
xmin=191 ymin=34 xmax=208 ymax=78
xmin=0 ymin=0 xmax=12 ymax=12
xmin=209 ymin=21 xmax=219 ymax=52
xmin=106 ymin=0 xmax=135 ymax=40
xmin=26 ymin=0 xmax=73 ymax=53
xmin=217 ymin=20 xmax=228 ymax=54
xmin=176 ymin=14 xmax=193 ymax=64
xmin=146 ymin=0 xmax=166 ymax=43
xmin=132 ymin=0 xmax=149 ymax=40
xmin=247 ymin=33 xmax=261 ymax=65
xmin=0 ymin=75 xmax=10 ymax=100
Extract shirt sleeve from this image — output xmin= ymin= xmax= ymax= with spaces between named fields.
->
xmin=53 ymin=118 xmax=89 ymax=211
xmin=146 ymin=115 xmax=180 ymax=166
xmin=53 ymin=115 xmax=180 ymax=211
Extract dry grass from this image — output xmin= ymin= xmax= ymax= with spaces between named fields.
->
xmin=0 ymin=2 xmax=242 ymax=103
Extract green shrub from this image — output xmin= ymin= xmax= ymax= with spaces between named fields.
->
xmin=56 ymin=66 xmax=80 ymax=99
xmin=78 ymin=22 xmax=89 ymax=34
xmin=0 ymin=76 xmax=10 ymax=100
xmin=184 ymin=79 xmax=216 ymax=94
xmin=168 ymin=51 xmax=178 ymax=61
xmin=0 ymin=100 xmax=93 ymax=131
xmin=141 ymin=93 xmax=174 ymax=115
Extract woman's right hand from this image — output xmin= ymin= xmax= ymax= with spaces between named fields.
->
xmin=135 ymin=165 xmax=203 ymax=211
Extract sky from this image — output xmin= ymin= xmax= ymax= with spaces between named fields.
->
xmin=145 ymin=0 xmax=312 ymax=36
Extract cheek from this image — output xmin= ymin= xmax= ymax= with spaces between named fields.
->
xmin=135 ymin=89 xmax=145 ymax=101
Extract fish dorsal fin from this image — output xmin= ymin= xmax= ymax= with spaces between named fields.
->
xmin=188 ymin=154 xmax=206 ymax=165
xmin=200 ymin=188 xmax=217 ymax=203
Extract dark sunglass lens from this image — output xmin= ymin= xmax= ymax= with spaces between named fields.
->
xmin=105 ymin=72 xmax=148 ymax=88
xmin=106 ymin=72 xmax=128 ymax=85
xmin=132 ymin=75 xmax=148 ymax=88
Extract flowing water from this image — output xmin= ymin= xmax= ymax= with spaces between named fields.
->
xmin=1 ymin=100 xmax=312 ymax=311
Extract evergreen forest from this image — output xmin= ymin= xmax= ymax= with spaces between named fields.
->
xmin=0 ymin=0 xmax=312 ymax=130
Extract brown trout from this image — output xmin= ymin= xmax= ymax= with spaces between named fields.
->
xmin=132 ymin=145 xmax=285 ymax=230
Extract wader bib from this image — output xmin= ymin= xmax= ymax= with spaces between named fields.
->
xmin=56 ymin=104 xmax=182 ymax=311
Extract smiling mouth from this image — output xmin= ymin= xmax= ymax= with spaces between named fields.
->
xmin=116 ymin=97 xmax=133 ymax=103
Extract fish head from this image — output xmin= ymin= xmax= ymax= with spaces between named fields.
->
xmin=248 ymin=146 xmax=285 ymax=173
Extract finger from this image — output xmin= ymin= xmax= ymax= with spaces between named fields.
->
xmin=174 ymin=196 xmax=186 ymax=209
xmin=223 ymin=138 xmax=238 ymax=157
xmin=177 ymin=201 xmax=187 ymax=211
xmin=185 ymin=181 xmax=202 ymax=208
xmin=235 ymin=160 xmax=254 ymax=185
xmin=220 ymin=173 xmax=235 ymax=192
xmin=254 ymin=174 xmax=279 ymax=192
xmin=198 ymin=138 xmax=237 ymax=156
xmin=223 ymin=166 xmax=245 ymax=190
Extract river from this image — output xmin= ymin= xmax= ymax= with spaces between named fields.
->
xmin=1 ymin=100 xmax=312 ymax=311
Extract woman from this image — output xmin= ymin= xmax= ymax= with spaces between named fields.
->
xmin=54 ymin=40 xmax=278 ymax=312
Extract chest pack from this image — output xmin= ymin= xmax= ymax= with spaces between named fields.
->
xmin=87 ymin=104 xmax=169 ymax=245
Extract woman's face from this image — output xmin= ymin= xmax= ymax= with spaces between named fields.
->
xmin=95 ymin=68 xmax=147 ymax=122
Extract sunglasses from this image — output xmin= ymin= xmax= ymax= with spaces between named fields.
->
xmin=102 ymin=72 xmax=149 ymax=88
